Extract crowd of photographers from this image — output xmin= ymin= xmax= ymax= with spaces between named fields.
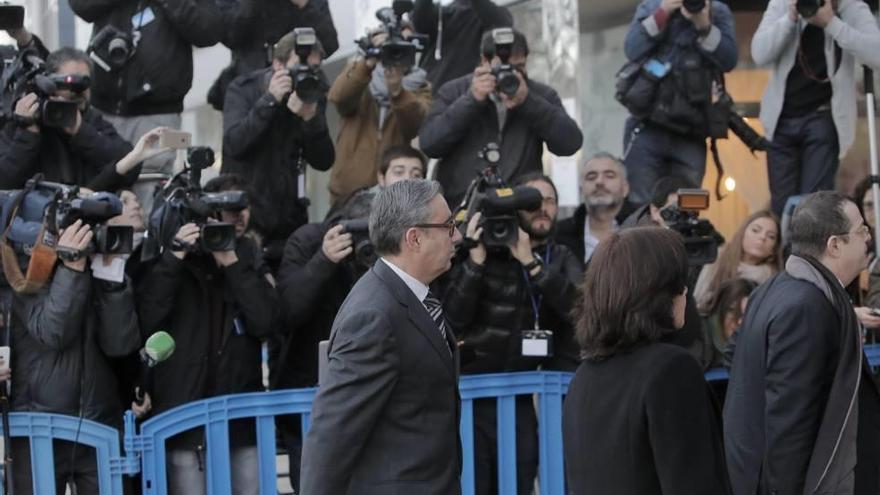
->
xmin=0 ymin=0 xmax=878 ymax=493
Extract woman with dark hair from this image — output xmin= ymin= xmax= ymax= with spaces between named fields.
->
xmin=563 ymin=227 xmax=731 ymax=494
xmin=850 ymin=177 xmax=880 ymax=331
xmin=703 ymin=278 xmax=757 ymax=369
xmin=693 ymin=210 xmax=782 ymax=314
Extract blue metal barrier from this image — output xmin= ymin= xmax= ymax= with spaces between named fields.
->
xmin=0 ymin=412 xmax=137 ymax=495
xmin=6 ymin=344 xmax=880 ymax=494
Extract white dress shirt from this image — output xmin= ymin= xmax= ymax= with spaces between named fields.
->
xmin=381 ymin=258 xmax=430 ymax=307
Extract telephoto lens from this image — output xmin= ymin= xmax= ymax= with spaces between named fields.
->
xmin=683 ymin=0 xmax=706 ymax=13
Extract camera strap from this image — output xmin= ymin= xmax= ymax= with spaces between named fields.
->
xmin=520 ymin=245 xmax=551 ymax=330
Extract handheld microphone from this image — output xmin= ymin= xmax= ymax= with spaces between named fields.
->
xmin=139 ymin=331 xmax=175 ymax=367
xmin=135 ymin=331 xmax=175 ymax=407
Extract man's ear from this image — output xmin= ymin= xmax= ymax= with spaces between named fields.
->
xmin=403 ymin=226 xmax=420 ymax=251
xmin=377 ymin=172 xmax=386 ymax=188
xmin=826 ymin=235 xmax=841 ymax=259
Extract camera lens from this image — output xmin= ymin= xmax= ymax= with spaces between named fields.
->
xmin=107 ymin=38 xmax=130 ymax=66
xmin=496 ymin=71 xmax=520 ymax=97
xmin=683 ymin=0 xmax=706 ymax=13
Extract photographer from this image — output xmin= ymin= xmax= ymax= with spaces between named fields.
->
xmin=0 ymin=48 xmax=137 ymax=191
xmin=443 ymin=173 xmax=582 ymax=493
xmin=135 ymin=173 xmax=279 ymax=495
xmin=9 ymin=216 xmax=141 ymax=494
xmin=222 ymin=29 xmax=334 ymax=269
xmin=419 ymin=29 xmax=582 ymax=208
xmin=412 ymin=0 xmax=512 ymax=90
xmin=208 ymin=0 xmax=338 ymax=111
xmin=69 ymin=0 xmax=222 ymax=177
xmin=326 ymin=22 xmax=432 ymax=203
xmin=621 ymin=0 xmax=737 ymax=205
xmin=752 ymin=0 xmax=880 ymax=216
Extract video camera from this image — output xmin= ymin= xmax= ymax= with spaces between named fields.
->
xmin=355 ymin=0 xmax=428 ymax=69
xmin=457 ymin=143 xmax=543 ymax=248
xmin=288 ymin=27 xmax=328 ymax=104
xmin=683 ymin=0 xmax=706 ymax=14
xmin=0 ymin=46 xmax=81 ymax=129
xmin=485 ymin=28 xmax=520 ymax=98
xmin=87 ymin=25 xmax=135 ymax=73
xmin=659 ymin=189 xmax=725 ymax=266
xmin=796 ymin=0 xmax=825 ymax=17
xmin=143 ymin=146 xmax=248 ymax=259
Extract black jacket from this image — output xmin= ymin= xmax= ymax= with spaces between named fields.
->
xmin=10 ymin=266 xmax=140 ymax=429
xmin=135 ymin=238 xmax=279 ymax=424
xmin=222 ymin=69 xmax=335 ymax=244
xmin=724 ymin=269 xmax=880 ymax=495
xmin=274 ymin=222 xmax=363 ymax=390
xmin=563 ymin=343 xmax=731 ymax=494
xmin=442 ymin=242 xmax=582 ymax=373
xmin=411 ymin=0 xmax=512 ymax=91
xmin=70 ymin=0 xmax=223 ymax=115
xmin=555 ymin=202 xmax=640 ymax=263
xmin=419 ymin=74 xmax=582 ymax=207
xmin=0 ymin=108 xmax=135 ymax=190
xmin=208 ymin=0 xmax=338 ymax=110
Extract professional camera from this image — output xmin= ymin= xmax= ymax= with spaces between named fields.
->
xmin=338 ymin=219 xmax=376 ymax=268
xmin=796 ymin=0 xmax=825 ymax=18
xmin=487 ymin=28 xmax=520 ymax=98
xmin=709 ymin=91 xmax=769 ymax=153
xmin=143 ymin=146 xmax=247 ymax=259
xmin=288 ymin=27 xmax=328 ymax=104
xmin=0 ymin=47 xmax=81 ymax=128
xmin=0 ymin=4 xmax=24 ymax=30
xmin=355 ymin=0 xmax=428 ymax=69
xmin=659 ymin=189 xmax=724 ymax=266
xmin=87 ymin=25 xmax=134 ymax=73
xmin=683 ymin=0 xmax=706 ymax=14
xmin=458 ymin=143 xmax=543 ymax=248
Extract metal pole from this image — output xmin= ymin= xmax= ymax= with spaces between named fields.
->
xmin=865 ymin=66 xmax=880 ymax=258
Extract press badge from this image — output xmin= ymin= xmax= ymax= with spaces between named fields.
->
xmin=521 ymin=329 xmax=554 ymax=357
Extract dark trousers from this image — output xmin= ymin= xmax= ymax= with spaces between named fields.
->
xmin=767 ymin=110 xmax=839 ymax=216
xmin=11 ymin=438 xmax=98 ymax=495
xmin=623 ymin=119 xmax=707 ymax=206
xmin=473 ymin=396 xmax=538 ymax=495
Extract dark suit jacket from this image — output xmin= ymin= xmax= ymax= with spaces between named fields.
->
xmin=563 ymin=343 xmax=731 ymax=494
xmin=300 ymin=260 xmax=462 ymax=495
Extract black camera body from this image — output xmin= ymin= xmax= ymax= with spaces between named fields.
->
xmin=355 ymin=0 xmax=427 ymax=69
xmin=0 ymin=46 xmax=82 ymax=128
xmin=488 ymin=28 xmax=520 ymax=98
xmin=797 ymin=0 xmax=825 ymax=18
xmin=338 ymin=219 xmax=376 ymax=268
xmin=683 ymin=0 xmax=706 ymax=14
xmin=144 ymin=146 xmax=246 ymax=258
xmin=459 ymin=143 xmax=542 ymax=248
xmin=659 ymin=189 xmax=724 ymax=266
xmin=287 ymin=28 xmax=328 ymax=104
xmin=87 ymin=25 xmax=134 ymax=72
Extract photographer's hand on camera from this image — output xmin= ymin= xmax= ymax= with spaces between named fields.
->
xmin=470 ymin=65 xmax=496 ymax=102
xmin=171 ymin=223 xmax=200 ymax=260
xmin=681 ymin=0 xmax=711 ymax=31
xmin=364 ymin=30 xmax=390 ymax=70
xmin=288 ymin=92 xmax=317 ymax=121
xmin=500 ymin=70 xmax=529 ymax=109
xmin=321 ymin=224 xmax=354 ymax=264
xmin=807 ymin=0 xmax=834 ymax=28
xmin=660 ymin=0 xmax=683 ymax=15
xmin=466 ymin=212 xmax=487 ymax=266
xmin=14 ymin=93 xmax=40 ymax=133
xmin=268 ymin=69 xmax=294 ymax=104
xmin=510 ymin=228 xmax=541 ymax=276
xmin=58 ymin=219 xmax=94 ymax=272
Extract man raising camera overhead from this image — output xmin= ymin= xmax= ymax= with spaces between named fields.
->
xmin=326 ymin=10 xmax=432 ymax=204
xmin=620 ymin=0 xmax=737 ymax=205
xmin=419 ymin=28 xmax=582 ymax=209
xmin=753 ymin=0 xmax=880 ymax=216
xmin=222 ymin=28 xmax=335 ymax=271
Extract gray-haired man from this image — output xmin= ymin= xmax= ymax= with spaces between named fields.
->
xmin=300 ymin=179 xmax=463 ymax=494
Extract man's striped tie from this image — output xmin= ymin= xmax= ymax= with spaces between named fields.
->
xmin=423 ymin=291 xmax=451 ymax=355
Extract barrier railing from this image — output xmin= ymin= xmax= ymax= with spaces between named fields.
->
xmin=5 ymin=344 xmax=880 ymax=494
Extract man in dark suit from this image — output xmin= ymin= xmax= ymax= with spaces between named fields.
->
xmin=300 ymin=179 xmax=463 ymax=494
xmin=725 ymin=191 xmax=880 ymax=495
